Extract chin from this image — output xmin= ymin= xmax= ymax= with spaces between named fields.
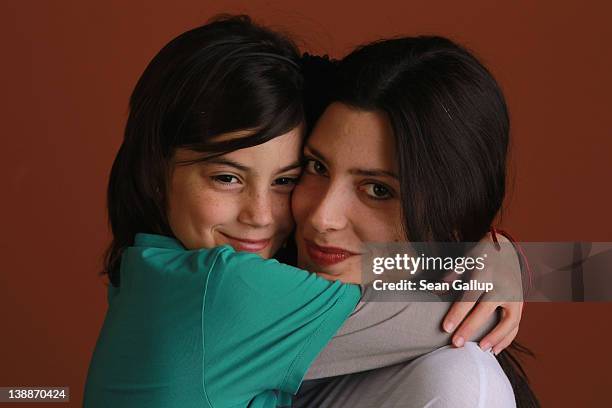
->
xmin=303 ymin=256 xmax=362 ymax=283
xmin=260 ymin=243 xmax=283 ymax=259
xmin=258 ymin=249 xmax=273 ymax=259
xmin=298 ymin=255 xmax=339 ymax=276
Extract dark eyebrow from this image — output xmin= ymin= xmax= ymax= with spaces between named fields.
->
xmin=203 ymin=157 xmax=302 ymax=174
xmin=304 ymin=144 xmax=327 ymax=162
xmin=305 ymin=144 xmax=399 ymax=180
xmin=349 ymin=168 xmax=399 ymax=180
xmin=205 ymin=158 xmax=250 ymax=172
xmin=277 ymin=160 xmax=303 ymax=173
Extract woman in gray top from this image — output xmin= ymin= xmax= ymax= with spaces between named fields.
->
xmin=289 ymin=37 xmax=538 ymax=407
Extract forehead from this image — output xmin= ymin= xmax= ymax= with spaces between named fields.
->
xmin=174 ymin=126 xmax=303 ymax=166
xmin=308 ymin=102 xmax=397 ymax=171
xmin=227 ymin=127 xmax=303 ymax=160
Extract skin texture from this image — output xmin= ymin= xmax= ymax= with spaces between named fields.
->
xmin=166 ymin=126 xmax=303 ymax=259
xmin=292 ymin=102 xmax=522 ymax=353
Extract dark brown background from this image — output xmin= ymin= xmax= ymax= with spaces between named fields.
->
xmin=1 ymin=1 xmax=611 ymax=406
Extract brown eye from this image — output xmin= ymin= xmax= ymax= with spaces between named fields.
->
xmin=212 ymin=175 xmax=240 ymax=185
xmin=272 ymin=177 xmax=298 ymax=186
xmin=272 ymin=177 xmax=298 ymax=193
xmin=361 ymin=183 xmax=393 ymax=200
xmin=305 ymin=158 xmax=327 ymax=176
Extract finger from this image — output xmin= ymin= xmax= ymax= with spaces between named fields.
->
xmin=478 ymin=303 xmax=520 ymax=351
xmin=442 ymin=300 xmax=477 ymax=334
xmin=493 ymin=327 xmax=519 ymax=355
xmin=451 ymin=301 xmax=498 ymax=348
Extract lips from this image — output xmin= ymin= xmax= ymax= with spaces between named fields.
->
xmin=219 ymin=232 xmax=271 ymax=253
xmin=304 ymin=240 xmax=359 ymax=266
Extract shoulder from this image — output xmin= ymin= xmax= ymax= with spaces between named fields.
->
xmin=207 ymin=247 xmax=331 ymax=297
xmin=119 ymin=242 xmax=228 ymax=292
xmin=205 ymin=247 xmax=361 ymax=311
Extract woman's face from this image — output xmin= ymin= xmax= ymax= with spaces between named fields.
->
xmin=167 ymin=126 xmax=303 ymax=258
xmin=293 ymin=103 xmax=404 ymax=283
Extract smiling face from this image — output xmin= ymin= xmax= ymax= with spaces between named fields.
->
xmin=167 ymin=126 xmax=303 ymax=258
xmin=292 ymin=102 xmax=405 ymax=283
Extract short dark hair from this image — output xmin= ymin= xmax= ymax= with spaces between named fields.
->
xmin=104 ymin=15 xmax=304 ymax=287
xmin=334 ymin=36 xmax=509 ymax=243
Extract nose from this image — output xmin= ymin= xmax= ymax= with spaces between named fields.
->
xmin=308 ymin=181 xmax=349 ymax=233
xmin=238 ymin=188 xmax=274 ymax=228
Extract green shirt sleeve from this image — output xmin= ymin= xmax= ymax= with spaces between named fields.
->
xmin=84 ymin=235 xmax=360 ymax=408
xmin=202 ymin=247 xmax=361 ymax=406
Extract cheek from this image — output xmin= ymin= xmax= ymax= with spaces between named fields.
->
xmin=271 ymin=193 xmax=294 ymax=233
xmin=192 ymin=194 xmax=236 ymax=226
xmin=352 ymin=202 xmax=404 ymax=243
xmin=291 ymin=177 xmax=322 ymax=226
xmin=167 ymin=174 xmax=238 ymax=245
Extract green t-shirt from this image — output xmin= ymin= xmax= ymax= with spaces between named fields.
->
xmin=84 ymin=233 xmax=361 ymax=408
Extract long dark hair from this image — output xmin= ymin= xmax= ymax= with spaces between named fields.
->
xmin=103 ymin=15 xmax=305 ymax=287
xmin=331 ymin=36 xmax=539 ymax=407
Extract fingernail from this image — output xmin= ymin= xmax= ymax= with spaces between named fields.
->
xmin=480 ymin=342 xmax=491 ymax=351
xmin=443 ymin=321 xmax=455 ymax=333
xmin=453 ymin=336 xmax=465 ymax=347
